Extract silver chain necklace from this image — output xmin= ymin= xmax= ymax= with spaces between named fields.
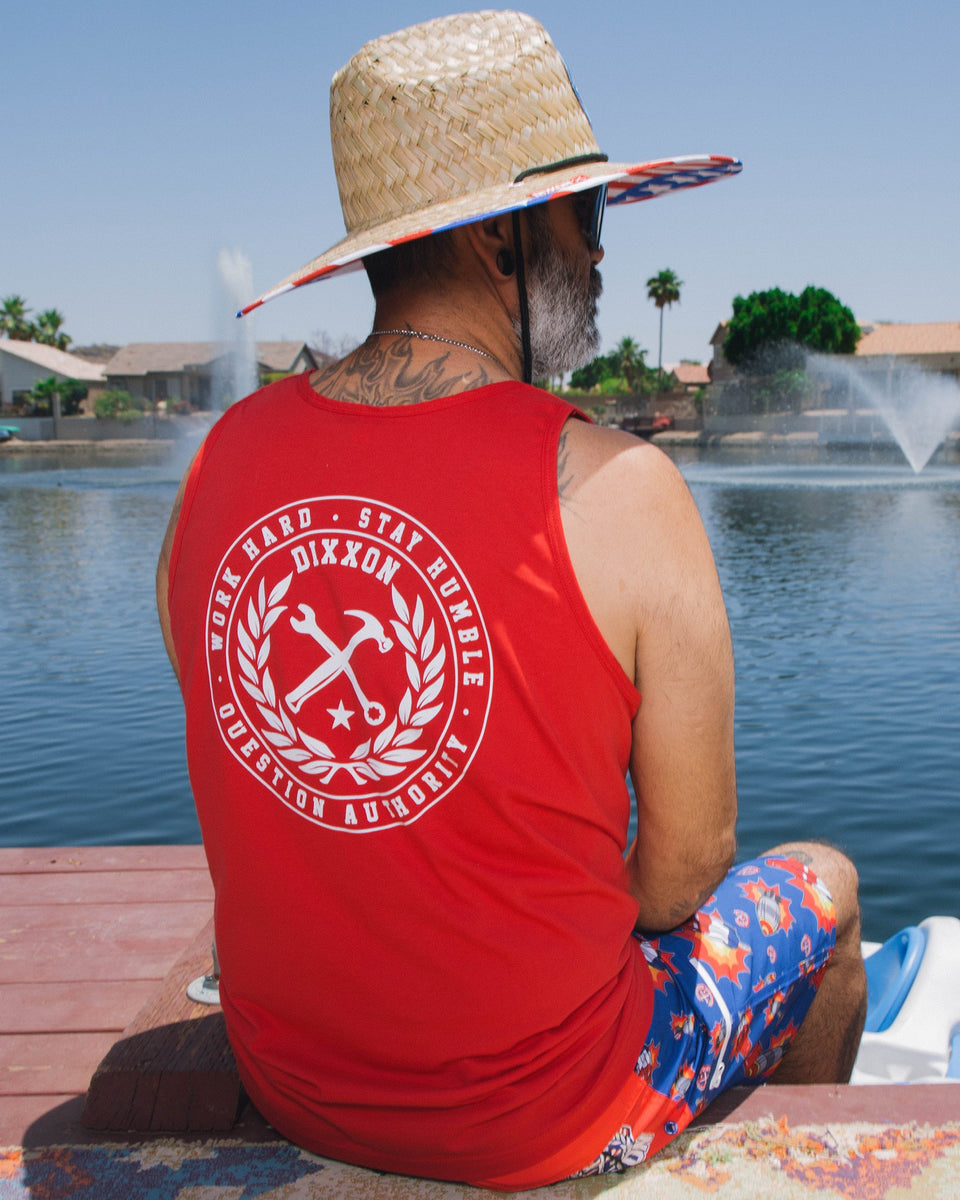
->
xmin=368 ymin=329 xmax=511 ymax=377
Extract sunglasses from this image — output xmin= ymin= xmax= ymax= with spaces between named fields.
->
xmin=573 ymin=184 xmax=608 ymax=252
xmin=514 ymin=155 xmax=610 ymax=253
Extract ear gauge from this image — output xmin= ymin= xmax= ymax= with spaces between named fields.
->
xmin=496 ymin=248 xmax=515 ymax=277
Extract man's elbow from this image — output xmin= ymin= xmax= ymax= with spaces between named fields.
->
xmin=691 ymin=829 xmax=738 ymax=907
xmin=677 ymin=826 xmax=738 ymax=904
xmin=713 ymin=828 xmax=738 ymax=881
xmin=631 ymin=833 xmax=737 ymax=934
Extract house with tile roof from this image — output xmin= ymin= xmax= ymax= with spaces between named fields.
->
xmin=664 ymin=361 xmax=710 ymax=391
xmin=709 ymin=320 xmax=960 ymax=386
xmin=0 ymin=338 xmax=105 ymax=409
xmin=102 ymin=341 xmax=318 ymax=409
xmin=854 ymin=322 xmax=960 ymax=379
xmin=708 ymin=323 xmax=735 ymax=383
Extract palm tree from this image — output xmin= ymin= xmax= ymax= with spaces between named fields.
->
xmin=35 ymin=309 xmax=71 ymax=351
xmin=646 ymin=269 xmax=683 ymax=384
xmin=28 ymin=375 xmax=60 ymax=416
xmin=614 ymin=336 xmax=646 ymax=394
xmin=0 ymin=295 xmax=34 ymax=341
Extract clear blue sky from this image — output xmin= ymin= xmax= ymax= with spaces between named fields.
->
xmin=5 ymin=1 xmax=958 ymax=365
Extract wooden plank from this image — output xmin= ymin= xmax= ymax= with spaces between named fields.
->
xmin=1 ymin=1093 xmax=273 ymax=1149
xmin=0 ymin=847 xmax=233 ymax=1146
xmin=0 ymin=901 xmax=213 ymax=984
xmin=0 ymin=846 xmax=207 ymax=875
xmin=0 ymin=1032 xmax=119 ymax=1096
xmin=83 ymin=919 xmax=242 ymax=1133
xmin=701 ymin=1081 xmax=960 ymax=1125
xmin=0 ymin=1094 xmax=85 ymax=1147
xmin=0 ymin=869 xmax=213 ymax=908
xmin=0 ymin=980 xmax=156 ymax=1034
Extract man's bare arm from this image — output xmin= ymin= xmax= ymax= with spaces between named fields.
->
xmin=559 ymin=423 xmax=737 ymax=931
xmin=624 ymin=450 xmax=737 ymax=929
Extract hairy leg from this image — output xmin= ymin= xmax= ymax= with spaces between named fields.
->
xmin=763 ymin=841 xmax=867 ymax=1084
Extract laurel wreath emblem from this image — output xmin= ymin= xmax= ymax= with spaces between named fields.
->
xmin=234 ymin=575 xmax=445 ymax=786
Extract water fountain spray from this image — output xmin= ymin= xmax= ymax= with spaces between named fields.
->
xmin=806 ymin=353 xmax=960 ymax=473
xmin=215 ymin=248 xmax=259 ymax=409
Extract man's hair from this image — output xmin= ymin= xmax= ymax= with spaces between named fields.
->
xmin=363 ymin=229 xmax=459 ymax=299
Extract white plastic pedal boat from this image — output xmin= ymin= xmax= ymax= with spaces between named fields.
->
xmin=852 ymin=915 xmax=960 ymax=1084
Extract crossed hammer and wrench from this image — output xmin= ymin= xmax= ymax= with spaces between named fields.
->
xmin=284 ymin=604 xmax=393 ymax=725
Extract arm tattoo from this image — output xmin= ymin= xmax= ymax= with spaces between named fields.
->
xmin=774 ymin=847 xmax=814 ymax=866
xmin=634 ymin=884 xmax=720 ymax=936
xmin=669 ymin=884 xmax=715 ymax=927
xmin=312 ymin=338 xmax=494 ymax=406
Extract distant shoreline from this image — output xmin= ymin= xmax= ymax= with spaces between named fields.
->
xmin=3 ymin=430 xmax=958 ymax=458
xmin=0 ymin=438 xmax=176 ymax=456
xmin=654 ymin=428 xmax=960 ymax=447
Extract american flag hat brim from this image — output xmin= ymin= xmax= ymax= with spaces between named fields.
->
xmin=238 ymin=155 xmax=741 ymax=317
xmin=238 ymin=12 xmax=741 ymax=318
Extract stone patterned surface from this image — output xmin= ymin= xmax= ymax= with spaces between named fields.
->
xmin=3 ymin=1119 xmax=960 ymax=1199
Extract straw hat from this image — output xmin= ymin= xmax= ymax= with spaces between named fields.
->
xmin=240 ymin=10 xmax=740 ymax=316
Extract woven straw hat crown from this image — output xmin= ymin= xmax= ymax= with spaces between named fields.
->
xmin=239 ymin=10 xmax=741 ymax=314
xmin=331 ymin=10 xmax=600 ymax=236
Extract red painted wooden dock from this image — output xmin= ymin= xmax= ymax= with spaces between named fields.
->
xmin=0 ymin=845 xmax=214 ymax=1145
xmin=3 ymin=845 xmax=960 ymax=1198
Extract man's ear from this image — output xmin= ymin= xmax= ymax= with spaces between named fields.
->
xmin=463 ymin=213 xmax=516 ymax=280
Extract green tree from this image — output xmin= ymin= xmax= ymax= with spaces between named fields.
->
xmin=0 ymin=295 xmax=34 ymax=341
xmin=794 ymin=286 xmax=860 ymax=354
xmin=27 ymin=376 xmax=89 ymax=416
xmin=569 ymin=349 xmax=620 ymax=391
xmin=614 ymin=337 xmax=647 ymax=393
xmin=34 ymin=309 xmax=71 ymax=351
xmin=27 ymin=376 xmax=58 ymax=416
xmin=569 ymin=341 xmax=665 ymax=396
xmin=94 ymin=388 xmax=148 ymax=420
xmin=723 ymin=286 xmax=859 ymax=368
xmin=646 ymin=269 xmax=683 ymax=382
xmin=58 ymin=379 xmax=88 ymax=415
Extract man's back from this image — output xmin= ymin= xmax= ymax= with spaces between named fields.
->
xmin=299 ymin=335 xmax=739 ymax=932
xmin=163 ymin=373 xmax=654 ymax=1181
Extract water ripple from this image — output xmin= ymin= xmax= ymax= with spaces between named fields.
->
xmin=2 ymin=447 xmax=958 ymax=939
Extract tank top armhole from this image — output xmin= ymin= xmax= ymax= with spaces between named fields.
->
xmin=166 ymin=409 xmax=236 ymax=611
xmin=541 ymin=405 xmax=641 ymax=716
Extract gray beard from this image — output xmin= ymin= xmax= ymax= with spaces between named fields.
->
xmin=515 ymin=249 xmax=603 ymax=380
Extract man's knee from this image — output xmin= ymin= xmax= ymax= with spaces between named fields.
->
xmin=763 ymin=840 xmax=860 ymax=938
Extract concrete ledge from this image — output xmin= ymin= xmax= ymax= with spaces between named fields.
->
xmin=11 ymin=1110 xmax=960 ymax=1198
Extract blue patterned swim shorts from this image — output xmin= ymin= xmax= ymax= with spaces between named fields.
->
xmin=575 ymin=854 xmax=837 ymax=1177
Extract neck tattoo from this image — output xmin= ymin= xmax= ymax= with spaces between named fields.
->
xmin=368 ymin=329 xmax=512 ymax=378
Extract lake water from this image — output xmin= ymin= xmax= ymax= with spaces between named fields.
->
xmin=1 ymin=441 xmax=957 ymax=941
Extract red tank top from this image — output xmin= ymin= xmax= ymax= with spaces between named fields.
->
xmin=167 ymin=373 xmax=650 ymax=1181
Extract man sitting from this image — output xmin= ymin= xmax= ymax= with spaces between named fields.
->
xmin=157 ymin=11 xmax=866 ymax=1188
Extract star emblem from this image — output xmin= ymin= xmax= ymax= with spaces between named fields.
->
xmin=327 ymin=700 xmax=354 ymax=729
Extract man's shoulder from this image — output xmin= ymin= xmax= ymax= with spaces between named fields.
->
xmin=561 ymin=419 xmax=703 ymax=580
xmin=563 ymin=419 xmax=685 ymax=502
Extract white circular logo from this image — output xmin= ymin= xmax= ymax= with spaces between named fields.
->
xmin=205 ymin=496 xmax=492 ymax=832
